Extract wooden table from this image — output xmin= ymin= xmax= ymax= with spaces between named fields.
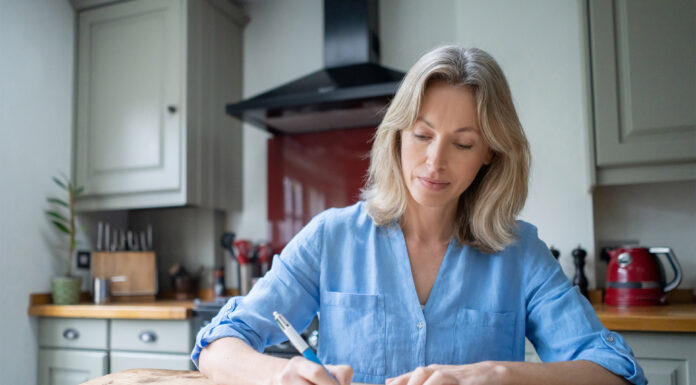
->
xmin=81 ymin=369 xmax=371 ymax=385
xmin=81 ymin=369 xmax=214 ymax=384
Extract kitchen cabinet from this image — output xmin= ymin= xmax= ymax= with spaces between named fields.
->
xmin=37 ymin=317 xmax=193 ymax=384
xmin=38 ymin=349 xmax=108 ymax=385
xmin=73 ymin=0 xmax=246 ymax=211
xmin=621 ymin=332 xmax=695 ymax=385
xmin=587 ymin=0 xmax=696 ymax=185
xmin=525 ymin=332 xmax=696 ymax=384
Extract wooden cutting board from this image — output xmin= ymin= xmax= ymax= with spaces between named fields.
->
xmin=81 ymin=369 xmax=371 ymax=385
xmin=91 ymin=252 xmax=157 ymax=295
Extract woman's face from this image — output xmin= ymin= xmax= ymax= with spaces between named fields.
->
xmin=400 ymin=81 xmax=492 ymax=212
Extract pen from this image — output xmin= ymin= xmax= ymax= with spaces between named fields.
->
xmin=273 ymin=311 xmax=339 ymax=384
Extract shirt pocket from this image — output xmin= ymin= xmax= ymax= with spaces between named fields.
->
xmin=319 ymin=291 xmax=386 ymax=377
xmin=453 ymin=308 xmax=516 ymax=363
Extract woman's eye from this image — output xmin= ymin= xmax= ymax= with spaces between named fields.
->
xmin=455 ymin=143 xmax=473 ymax=150
xmin=414 ymin=134 xmax=430 ymax=141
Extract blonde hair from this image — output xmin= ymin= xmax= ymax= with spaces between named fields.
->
xmin=361 ymin=46 xmax=530 ymax=254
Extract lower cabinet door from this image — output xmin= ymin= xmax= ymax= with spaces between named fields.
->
xmin=620 ymin=332 xmax=695 ymax=385
xmin=110 ymin=351 xmax=192 ymax=372
xmin=38 ymin=348 xmax=107 ymax=385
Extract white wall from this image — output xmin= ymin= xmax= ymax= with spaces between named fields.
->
xmin=0 ymin=0 xmax=75 ymax=382
xmin=235 ymin=0 xmax=596 ymax=284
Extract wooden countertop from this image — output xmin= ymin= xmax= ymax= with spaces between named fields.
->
xmin=28 ymin=293 xmax=194 ymax=320
xmin=593 ymin=303 xmax=696 ymax=333
xmin=29 ymin=293 xmax=696 ymax=332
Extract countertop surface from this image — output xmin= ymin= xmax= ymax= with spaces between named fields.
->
xmin=592 ymin=303 xmax=696 ymax=333
xmin=28 ymin=293 xmax=194 ymax=320
xmin=29 ymin=294 xmax=696 ymax=332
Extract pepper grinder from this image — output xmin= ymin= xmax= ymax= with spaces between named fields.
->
xmin=572 ymin=245 xmax=589 ymax=297
xmin=549 ymin=246 xmax=560 ymax=260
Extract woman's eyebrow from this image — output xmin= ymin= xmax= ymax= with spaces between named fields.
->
xmin=416 ymin=117 xmax=476 ymax=132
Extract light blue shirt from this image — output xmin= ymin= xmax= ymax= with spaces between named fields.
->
xmin=192 ymin=201 xmax=645 ymax=385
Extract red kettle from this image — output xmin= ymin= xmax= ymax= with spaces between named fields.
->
xmin=605 ymin=247 xmax=682 ymax=306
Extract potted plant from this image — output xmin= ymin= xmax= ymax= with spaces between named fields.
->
xmin=46 ymin=174 xmax=84 ymax=305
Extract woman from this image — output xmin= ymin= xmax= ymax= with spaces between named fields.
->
xmin=193 ymin=46 xmax=645 ymax=385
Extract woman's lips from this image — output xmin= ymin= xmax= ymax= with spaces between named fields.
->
xmin=418 ymin=177 xmax=450 ymax=191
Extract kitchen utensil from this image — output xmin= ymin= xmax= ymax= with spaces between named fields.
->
xmin=256 ymin=243 xmax=274 ymax=276
xmin=572 ymin=245 xmax=588 ymax=297
xmin=140 ymin=231 xmax=148 ymax=251
xmin=220 ymin=232 xmax=238 ymax=290
xmin=97 ymin=222 xmax=104 ymax=251
xmin=213 ymin=266 xmax=226 ymax=299
xmin=92 ymin=251 xmax=158 ymax=296
xmin=93 ymin=276 xmax=127 ymax=304
xmin=234 ymin=239 xmax=253 ymax=295
xmin=105 ymin=223 xmax=110 ymax=252
xmin=605 ymin=246 xmax=683 ymax=306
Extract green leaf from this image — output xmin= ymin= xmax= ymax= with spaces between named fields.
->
xmin=47 ymin=197 xmax=69 ymax=208
xmin=52 ymin=177 xmax=68 ymax=191
xmin=75 ymin=186 xmax=84 ymax=196
xmin=59 ymin=171 xmax=71 ymax=186
xmin=51 ymin=220 xmax=70 ymax=234
xmin=45 ymin=210 xmax=68 ymax=222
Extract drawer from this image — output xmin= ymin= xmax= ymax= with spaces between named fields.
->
xmin=38 ymin=318 xmax=108 ymax=350
xmin=111 ymin=319 xmax=192 ymax=354
xmin=110 ymin=351 xmax=193 ymax=372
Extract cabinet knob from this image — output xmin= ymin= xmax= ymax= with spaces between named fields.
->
xmin=139 ymin=330 xmax=158 ymax=343
xmin=62 ymin=328 xmax=79 ymax=340
xmin=167 ymin=105 xmax=178 ymax=114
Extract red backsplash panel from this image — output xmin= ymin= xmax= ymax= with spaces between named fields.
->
xmin=267 ymin=126 xmax=375 ymax=249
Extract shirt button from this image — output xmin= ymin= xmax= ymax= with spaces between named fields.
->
xmin=417 ymin=322 xmax=424 ymax=329
xmin=606 ymin=335 xmax=615 ymax=343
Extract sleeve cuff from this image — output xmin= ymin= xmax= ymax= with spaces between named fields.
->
xmin=575 ymin=330 xmax=646 ymax=385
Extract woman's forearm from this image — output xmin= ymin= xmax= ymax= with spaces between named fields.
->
xmin=199 ymin=337 xmax=288 ymax=385
xmin=500 ymin=360 xmax=630 ymax=385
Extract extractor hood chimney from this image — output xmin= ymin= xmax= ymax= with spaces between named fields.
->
xmin=226 ymin=0 xmax=404 ymax=135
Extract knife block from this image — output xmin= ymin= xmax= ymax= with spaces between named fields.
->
xmin=91 ymin=251 xmax=158 ymax=297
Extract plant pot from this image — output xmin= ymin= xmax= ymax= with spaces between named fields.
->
xmin=51 ymin=276 xmax=82 ymax=305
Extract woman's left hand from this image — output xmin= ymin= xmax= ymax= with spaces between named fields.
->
xmin=385 ymin=362 xmax=509 ymax=385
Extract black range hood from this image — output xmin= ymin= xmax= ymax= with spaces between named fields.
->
xmin=226 ymin=0 xmax=404 ymax=135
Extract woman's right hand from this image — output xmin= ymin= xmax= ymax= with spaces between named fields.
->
xmin=272 ymin=356 xmax=353 ymax=385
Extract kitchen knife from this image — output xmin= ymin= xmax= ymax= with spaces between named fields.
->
xmin=97 ymin=221 xmax=103 ymax=251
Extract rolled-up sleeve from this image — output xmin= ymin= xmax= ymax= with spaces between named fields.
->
xmin=191 ymin=213 xmax=325 ymax=368
xmin=524 ymin=233 xmax=646 ymax=385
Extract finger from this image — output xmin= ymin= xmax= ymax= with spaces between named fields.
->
xmin=407 ymin=367 xmax=433 ymax=385
xmin=277 ymin=358 xmax=314 ymax=385
xmin=326 ymin=364 xmax=353 ymax=385
xmin=386 ymin=372 xmax=411 ymax=385
xmin=422 ymin=370 xmax=458 ymax=385
xmin=295 ymin=358 xmax=339 ymax=385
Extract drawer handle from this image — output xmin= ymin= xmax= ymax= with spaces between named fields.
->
xmin=139 ymin=331 xmax=157 ymax=343
xmin=62 ymin=328 xmax=79 ymax=340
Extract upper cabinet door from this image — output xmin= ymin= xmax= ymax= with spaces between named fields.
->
xmin=75 ymin=0 xmax=183 ymax=196
xmin=589 ymin=0 xmax=696 ymax=184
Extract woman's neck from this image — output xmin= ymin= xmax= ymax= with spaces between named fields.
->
xmin=400 ymin=197 xmax=457 ymax=245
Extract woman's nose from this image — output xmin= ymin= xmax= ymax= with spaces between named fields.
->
xmin=426 ymin=140 xmax=446 ymax=170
